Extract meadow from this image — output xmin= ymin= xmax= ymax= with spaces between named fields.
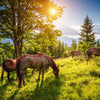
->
xmin=0 ymin=57 xmax=100 ymax=100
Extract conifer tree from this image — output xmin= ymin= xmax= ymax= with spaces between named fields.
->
xmin=96 ymin=40 xmax=100 ymax=47
xmin=78 ymin=15 xmax=95 ymax=53
xmin=71 ymin=40 xmax=77 ymax=50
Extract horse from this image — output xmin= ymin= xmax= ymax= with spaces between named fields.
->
xmin=1 ymin=54 xmax=34 ymax=84
xmin=86 ymin=47 xmax=100 ymax=61
xmin=16 ymin=53 xmax=59 ymax=88
xmin=70 ymin=50 xmax=81 ymax=58
xmin=1 ymin=59 xmax=16 ymax=84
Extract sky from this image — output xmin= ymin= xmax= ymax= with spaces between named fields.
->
xmin=2 ymin=0 xmax=100 ymax=46
xmin=53 ymin=0 xmax=100 ymax=46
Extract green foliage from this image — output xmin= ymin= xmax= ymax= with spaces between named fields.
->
xmin=23 ymin=39 xmax=68 ymax=58
xmin=71 ymin=40 xmax=77 ymax=50
xmin=0 ymin=57 xmax=100 ymax=100
xmin=0 ymin=42 xmax=14 ymax=65
xmin=0 ymin=0 xmax=63 ymax=57
xmin=96 ymin=40 xmax=100 ymax=47
xmin=78 ymin=15 xmax=95 ymax=54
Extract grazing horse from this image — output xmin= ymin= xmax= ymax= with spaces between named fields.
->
xmin=1 ymin=59 xmax=16 ymax=84
xmin=86 ymin=47 xmax=100 ymax=61
xmin=70 ymin=50 xmax=81 ymax=58
xmin=16 ymin=53 xmax=59 ymax=88
xmin=1 ymin=54 xmax=34 ymax=84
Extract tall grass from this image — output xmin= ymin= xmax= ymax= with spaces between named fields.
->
xmin=0 ymin=57 xmax=100 ymax=100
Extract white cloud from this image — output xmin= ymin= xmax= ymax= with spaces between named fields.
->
xmin=61 ymin=34 xmax=100 ymax=40
xmin=95 ymin=34 xmax=100 ymax=40
xmin=68 ymin=25 xmax=81 ymax=33
xmin=93 ymin=23 xmax=100 ymax=26
xmin=62 ymin=34 xmax=80 ymax=39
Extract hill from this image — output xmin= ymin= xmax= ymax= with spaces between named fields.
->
xmin=0 ymin=57 xmax=100 ymax=100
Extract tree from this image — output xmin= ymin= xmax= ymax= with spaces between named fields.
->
xmin=96 ymin=40 xmax=100 ymax=47
xmin=71 ymin=40 xmax=77 ymax=50
xmin=0 ymin=0 xmax=63 ymax=58
xmin=78 ymin=15 xmax=95 ymax=53
xmin=22 ymin=23 xmax=62 ymax=57
xmin=0 ymin=41 xmax=14 ymax=65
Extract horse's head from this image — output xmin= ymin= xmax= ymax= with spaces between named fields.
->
xmin=53 ymin=65 xmax=59 ymax=78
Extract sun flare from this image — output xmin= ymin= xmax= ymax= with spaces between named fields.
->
xmin=49 ymin=8 xmax=56 ymax=15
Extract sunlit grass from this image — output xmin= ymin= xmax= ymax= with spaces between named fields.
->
xmin=0 ymin=57 xmax=100 ymax=100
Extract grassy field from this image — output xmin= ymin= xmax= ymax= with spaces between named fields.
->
xmin=0 ymin=57 xmax=100 ymax=100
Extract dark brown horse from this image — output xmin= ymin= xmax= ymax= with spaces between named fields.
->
xmin=1 ymin=54 xmax=33 ymax=84
xmin=1 ymin=59 xmax=16 ymax=84
xmin=16 ymin=53 xmax=59 ymax=88
xmin=70 ymin=50 xmax=81 ymax=58
xmin=86 ymin=47 xmax=100 ymax=61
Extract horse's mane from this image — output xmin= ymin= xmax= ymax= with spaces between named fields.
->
xmin=44 ymin=55 xmax=59 ymax=71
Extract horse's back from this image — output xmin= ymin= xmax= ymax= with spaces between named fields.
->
xmin=87 ymin=47 xmax=100 ymax=54
xmin=71 ymin=50 xmax=80 ymax=56
xmin=19 ymin=53 xmax=49 ymax=69
xmin=19 ymin=56 xmax=33 ymax=69
xmin=31 ymin=54 xmax=49 ymax=68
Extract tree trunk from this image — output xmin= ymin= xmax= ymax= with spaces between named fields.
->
xmin=14 ymin=39 xmax=23 ymax=58
xmin=13 ymin=0 xmax=23 ymax=58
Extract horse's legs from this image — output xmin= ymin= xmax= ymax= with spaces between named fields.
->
xmin=15 ymin=70 xmax=18 ymax=80
xmin=32 ymin=69 xmax=35 ymax=74
xmin=7 ymin=72 xmax=10 ymax=82
xmin=38 ymin=70 xmax=41 ymax=81
xmin=18 ymin=73 xmax=22 ymax=88
xmin=22 ymin=75 xmax=25 ymax=86
xmin=42 ymin=70 xmax=44 ymax=82
xmin=1 ymin=68 xmax=4 ymax=84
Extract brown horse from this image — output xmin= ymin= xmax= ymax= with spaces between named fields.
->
xmin=70 ymin=50 xmax=81 ymax=58
xmin=1 ymin=54 xmax=34 ymax=84
xmin=16 ymin=53 xmax=59 ymax=88
xmin=1 ymin=59 xmax=16 ymax=84
xmin=86 ymin=47 xmax=100 ymax=61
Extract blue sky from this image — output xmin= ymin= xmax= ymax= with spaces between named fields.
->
xmin=53 ymin=0 xmax=100 ymax=46
xmin=2 ymin=0 xmax=100 ymax=46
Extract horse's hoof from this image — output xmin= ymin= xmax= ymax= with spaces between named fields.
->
xmin=8 ymin=80 xmax=11 ymax=82
xmin=18 ymin=86 xmax=21 ymax=88
xmin=36 ymin=79 xmax=40 ymax=82
xmin=23 ymin=83 xmax=25 ymax=86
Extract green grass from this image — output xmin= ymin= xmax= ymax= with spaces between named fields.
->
xmin=0 ymin=57 xmax=100 ymax=100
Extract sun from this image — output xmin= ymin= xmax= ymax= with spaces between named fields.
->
xmin=49 ymin=8 xmax=56 ymax=15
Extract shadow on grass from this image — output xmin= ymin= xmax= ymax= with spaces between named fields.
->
xmin=90 ymin=70 xmax=100 ymax=78
xmin=0 ymin=70 xmax=65 ymax=100
xmin=0 ymin=80 xmax=16 ymax=100
xmin=95 ymin=63 xmax=100 ymax=67
xmin=7 ymin=90 xmax=18 ymax=100
xmin=31 ymin=79 xmax=62 ymax=100
xmin=22 ymin=75 xmax=65 ymax=100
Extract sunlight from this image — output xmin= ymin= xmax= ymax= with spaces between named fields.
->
xmin=49 ymin=8 xmax=56 ymax=15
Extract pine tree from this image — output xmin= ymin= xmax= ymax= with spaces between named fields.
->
xmin=78 ymin=15 xmax=95 ymax=53
xmin=96 ymin=40 xmax=100 ymax=47
xmin=71 ymin=40 xmax=77 ymax=50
